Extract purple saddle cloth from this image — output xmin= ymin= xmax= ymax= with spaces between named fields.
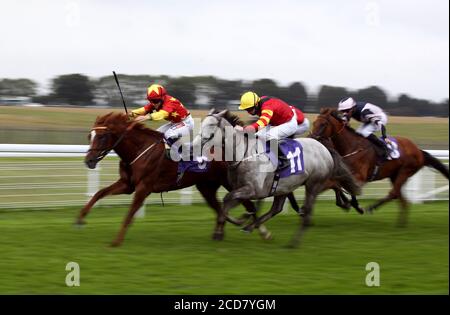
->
xmin=381 ymin=136 xmax=401 ymax=160
xmin=266 ymin=139 xmax=305 ymax=178
xmin=178 ymin=160 xmax=210 ymax=174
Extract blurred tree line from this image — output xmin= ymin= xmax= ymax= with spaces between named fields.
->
xmin=0 ymin=74 xmax=448 ymax=117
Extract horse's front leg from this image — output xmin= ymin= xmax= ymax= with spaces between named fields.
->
xmin=227 ymin=199 xmax=272 ymax=240
xmin=196 ymin=183 xmax=227 ymax=241
xmin=349 ymin=194 xmax=364 ymax=214
xmin=242 ymin=195 xmax=287 ymax=233
xmin=111 ymin=184 xmax=150 ymax=247
xmin=334 ymin=188 xmax=351 ymax=210
xmin=76 ymin=179 xmax=133 ymax=225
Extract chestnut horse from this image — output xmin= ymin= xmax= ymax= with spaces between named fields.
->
xmin=76 ymin=112 xmax=273 ymax=246
xmin=311 ymin=108 xmax=449 ymax=225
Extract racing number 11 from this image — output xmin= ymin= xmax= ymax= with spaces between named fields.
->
xmin=286 ymin=147 xmax=302 ymax=174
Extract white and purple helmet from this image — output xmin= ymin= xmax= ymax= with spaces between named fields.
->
xmin=338 ymin=97 xmax=356 ymax=111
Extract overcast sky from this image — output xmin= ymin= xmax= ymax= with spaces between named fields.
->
xmin=0 ymin=0 xmax=448 ymax=102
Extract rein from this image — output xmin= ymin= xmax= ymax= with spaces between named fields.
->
xmin=129 ymin=141 xmax=161 ymax=165
xmin=341 ymin=148 xmax=365 ymax=158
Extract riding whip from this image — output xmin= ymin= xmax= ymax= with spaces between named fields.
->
xmin=112 ymin=71 xmax=129 ymax=116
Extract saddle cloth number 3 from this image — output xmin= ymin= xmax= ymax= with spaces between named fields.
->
xmin=386 ymin=140 xmax=400 ymax=160
xmin=286 ymin=147 xmax=303 ymax=174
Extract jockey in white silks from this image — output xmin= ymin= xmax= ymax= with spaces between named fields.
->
xmin=338 ymin=96 xmax=390 ymax=160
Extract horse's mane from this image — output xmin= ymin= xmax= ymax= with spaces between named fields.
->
xmin=211 ymin=109 xmax=244 ymax=127
xmin=94 ymin=112 xmax=163 ymax=139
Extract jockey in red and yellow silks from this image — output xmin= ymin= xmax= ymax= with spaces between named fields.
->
xmin=237 ymin=91 xmax=310 ymax=140
xmin=130 ymin=84 xmax=194 ymax=144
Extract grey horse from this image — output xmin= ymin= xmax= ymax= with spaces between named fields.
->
xmin=196 ymin=109 xmax=361 ymax=247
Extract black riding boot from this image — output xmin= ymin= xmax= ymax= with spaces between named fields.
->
xmin=276 ymin=141 xmax=290 ymax=169
xmin=367 ymin=134 xmax=389 ymax=160
xmin=165 ymin=136 xmax=181 ymax=160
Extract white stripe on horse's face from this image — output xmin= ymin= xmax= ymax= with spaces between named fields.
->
xmin=90 ymin=130 xmax=96 ymax=146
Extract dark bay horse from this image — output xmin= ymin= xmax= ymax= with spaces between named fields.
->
xmin=311 ymin=108 xmax=449 ymax=225
xmin=77 ymin=112 xmax=271 ymax=246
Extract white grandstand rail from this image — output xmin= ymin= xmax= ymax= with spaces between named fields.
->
xmin=0 ymin=144 xmax=448 ymax=210
xmin=0 ymin=144 xmax=117 ymax=157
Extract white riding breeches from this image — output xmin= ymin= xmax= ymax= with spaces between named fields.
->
xmin=294 ymin=118 xmax=310 ymax=136
xmin=157 ymin=115 xmax=194 ymax=140
xmin=256 ymin=108 xmax=310 ymax=140
xmin=356 ymin=114 xmax=388 ymax=138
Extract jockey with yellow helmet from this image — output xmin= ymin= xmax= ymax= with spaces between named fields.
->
xmin=338 ymin=96 xmax=389 ymax=159
xmin=237 ymin=91 xmax=310 ymax=140
xmin=130 ymin=84 xmax=194 ymax=145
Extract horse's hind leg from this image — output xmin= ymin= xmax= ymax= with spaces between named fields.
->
xmin=76 ymin=179 xmax=133 ymax=225
xmin=350 ymin=194 xmax=364 ymax=214
xmin=391 ymin=172 xmax=413 ymax=227
xmin=365 ymin=167 xmax=414 ymax=218
xmin=288 ymin=182 xmax=321 ymax=248
xmin=397 ymin=192 xmax=410 ymax=227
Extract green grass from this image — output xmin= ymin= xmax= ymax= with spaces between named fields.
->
xmin=0 ymin=201 xmax=447 ymax=294
xmin=384 ymin=123 xmax=449 ymax=149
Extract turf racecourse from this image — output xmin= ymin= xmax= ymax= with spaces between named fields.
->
xmin=0 ymin=201 xmax=447 ymax=294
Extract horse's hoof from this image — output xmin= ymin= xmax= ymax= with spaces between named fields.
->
xmin=110 ymin=240 xmax=122 ymax=247
xmin=396 ymin=221 xmax=408 ymax=228
xmin=212 ymin=232 xmax=224 ymax=241
xmin=226 ymin=216 xmax=246 ymax=226
xmin=285 ymin=242 xmax=299 ymax=249
xmin=241 ymin=225 xmax=254 ymax=233
xmin=261 ymin=231 xmax=272 ymax=241
xmin=302 ymin=218 xmax=313 ymax=227
xmin=339 ymin=204 xmax=352 ymax=211
xmin=356 ymin=208 xmax=364 ymax=215
xmin=74 ymin=220 xmax=86 ymax=228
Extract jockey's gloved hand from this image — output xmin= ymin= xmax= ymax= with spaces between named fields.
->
xmin=134 ymin=114 xmax=151 ymax=123
xmin=130 ymin=107 xmax=147 ymax=118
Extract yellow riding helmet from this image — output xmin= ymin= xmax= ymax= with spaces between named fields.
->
xmin=239 ymin=91 xmax=260 ymax=110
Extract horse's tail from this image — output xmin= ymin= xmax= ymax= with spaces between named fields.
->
xmin=329 ymin=148 xmax=361 ymax=196
xmin=422 ymin=150 xmax=449 ymax=180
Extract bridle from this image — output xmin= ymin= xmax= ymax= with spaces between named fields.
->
xmin=310 ymin=114 xmax=346 ymax=141
xmin=88 ymin=122 xmax=162 ymax=165
xmin=87 ymin=126 xmax=127 ymax=162
xmin=311 ymin=113 xmax=366 ymax=158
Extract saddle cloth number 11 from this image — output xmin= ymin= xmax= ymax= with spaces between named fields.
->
xmin=286 ymin=147 xmax=303 ymax=174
